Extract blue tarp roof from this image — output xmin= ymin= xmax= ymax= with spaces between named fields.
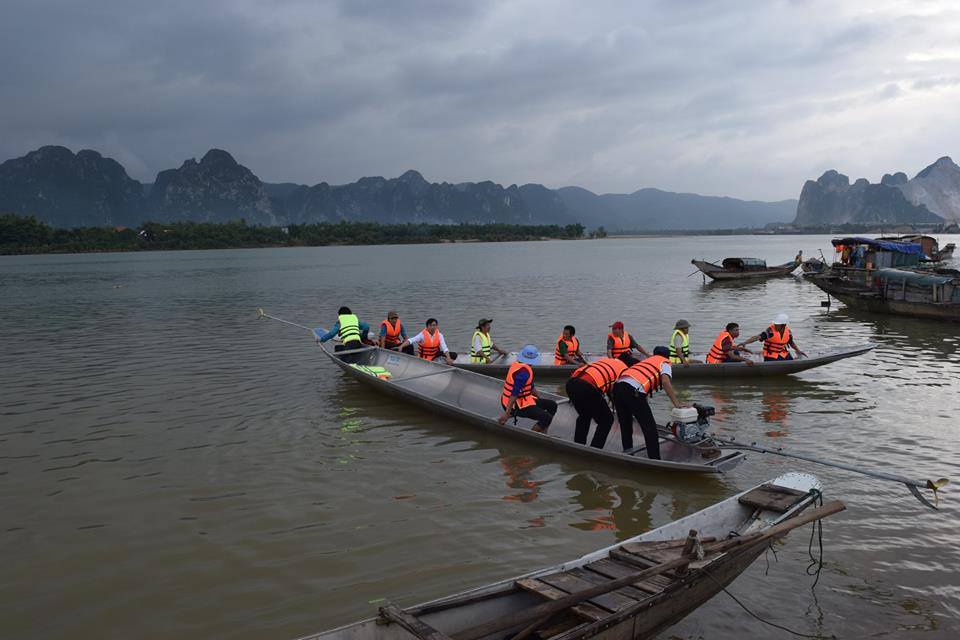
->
xmin=831 ymin=237 xmax=924 ymax=255
xmin=876 ymin=268 xmax=955 ymax=286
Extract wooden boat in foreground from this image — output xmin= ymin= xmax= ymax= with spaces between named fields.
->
xmin=455 ymin=344 xmax=875 ymax=380
xmin=301 ymin=473 xmax=842 ymax=640
xmin=691 ymin=257 xmax=798 ymax=281
xmin=319 ymin=341 xmax=745 ymax=473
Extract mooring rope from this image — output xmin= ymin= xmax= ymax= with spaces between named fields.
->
xmin=806 ymin=489 xmax=826 ymax=589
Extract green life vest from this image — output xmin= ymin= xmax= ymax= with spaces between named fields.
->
xmin=668 ymin=329 xmax=690 ymax=363
xmin=470 ymin=330 xmax=493 ymax=363
xmin=338 ymin=314 xmax=361 ymax=344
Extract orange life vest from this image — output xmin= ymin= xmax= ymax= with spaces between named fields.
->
xmin=554 ymin=335 xmax=580 ymax=365
xmin=572 ymin=358 xmax=627 ymax=394
xmin=418 ymin=329 xmax=441 ymax=360
xmin=619 ymin=355 xmax=670 ymax=395
xmin=706 ymin=331 xmax=733 ymax=364
xmin=501 ymin=362 xmax=535 ymax=410
xmin=762 ymin=325 xmax=791 ymax=360
xmin=381 ymin=318 xmax=402 ymax=347
xmin=608 ymin=332 xmax=632 ymax=358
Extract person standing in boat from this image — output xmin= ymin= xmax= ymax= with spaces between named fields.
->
xmin=668 ymin=319 xmax=701 ymax=366
xmin=565 ymin=357 xmax=627 ymax=447
xmin=606 ymin=321 xmax=649 ymax=365
xmin=555 ymin=325 xmax=587 ymax=365
xmin=317 ymin=306 xmax=371 ymax=351
xmin=470 ymin=318 xmax=508 ymax=364
xmin=378 ymin=310 xmax=414 ymax=355
xmin=705 ymin=323 xmax=754 ymax=365
xmin=497 ymin=345 xmax=557 ymax=433
xmin=740 ymin=314 xmax=806 ymax=361
xmin=609 ymin=347 xmax=688 ymax=456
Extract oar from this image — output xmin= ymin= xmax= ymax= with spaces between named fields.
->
xmin=453 ymin=500 xmax=844 ymax=640
xmin=670 ymin=429 xmax=948 ymax=510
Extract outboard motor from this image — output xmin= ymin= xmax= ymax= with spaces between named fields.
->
xmin=668 ymin=403 xmax=715 ymax=443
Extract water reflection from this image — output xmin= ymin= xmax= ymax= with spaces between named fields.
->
xmin=499 ymin=455 xmax=542 ymax=504
xmin=566 ymin=473 xmax=653 ymax=539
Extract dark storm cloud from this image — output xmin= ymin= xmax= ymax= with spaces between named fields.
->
xmin=2 ymin=0 xmax=959 ymax=198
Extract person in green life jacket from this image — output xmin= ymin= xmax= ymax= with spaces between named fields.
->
xmin=317 ymin=306 xmax=371 ymax=351
xmin=471 ymin=318 xmax=508 ymax=364
xmin=668 ymin=319 xmax=702 ymax=367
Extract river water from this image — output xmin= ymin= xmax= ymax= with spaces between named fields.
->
xmin=1 ymin=235 xmax=958 ymax=639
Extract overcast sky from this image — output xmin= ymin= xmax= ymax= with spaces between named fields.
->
xmin=3 ymin=0 xmax=960 ymax=200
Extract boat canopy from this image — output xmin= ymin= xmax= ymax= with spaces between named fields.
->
xmin=831 ymin=237 xmax=923 ymax=255
xmin=876 ymin=268 xmax=955 ymax=286
xmin=722 ymin=257 xmax=767 ymax=269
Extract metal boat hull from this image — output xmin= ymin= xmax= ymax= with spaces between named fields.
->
xmin=455 ymin=344 xmax=875 ymax=380
xmin=320 ymin=344 xmax=745 ymax=473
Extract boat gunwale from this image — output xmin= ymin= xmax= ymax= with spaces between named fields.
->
xmin=319 ymin=342 xmax=743 ymax=474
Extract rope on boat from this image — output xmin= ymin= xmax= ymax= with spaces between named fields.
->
xmin=806 ymin=489 xmax=825 ymax=589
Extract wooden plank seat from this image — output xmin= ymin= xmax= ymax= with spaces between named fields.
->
xmin=515 ymin=578 xmax=607 ymax=621
xmin=737 ymin=483 xmax=806 ymax=513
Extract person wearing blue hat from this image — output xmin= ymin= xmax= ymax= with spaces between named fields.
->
xmin=497 ymin=345 xmax=557 ymax=432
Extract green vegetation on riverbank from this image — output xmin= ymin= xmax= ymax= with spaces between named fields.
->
xmin=0 ymin=215 xmax=587 ymax=254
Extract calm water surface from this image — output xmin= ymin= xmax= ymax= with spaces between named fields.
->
xmin=2 ymin=236 xmax=959 ymax=639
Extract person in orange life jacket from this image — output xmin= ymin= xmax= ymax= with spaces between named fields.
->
xmin=740 ymin=313 xmax=806 ymax=361
xmin=396 ymin=318 xmax=458 ymax=364
xmin=606 ymin=321 xmax=649 ymax=366
xmin=555 ymin=325 xmax=587 ymax=365
xmin=705 ymin=322 xmax=754 ymax=366
xmin=608 ymin=347 xmax=689 ymax=456
xmin=565 ymin=357 xmax=627 ymax=447
xmin=379 ymin=310 xmax=414 ymax=355
xmin=317 ymin=306 xmax=371 ymax=351
xmin=497 ymin=345 xmax=558 ymax=433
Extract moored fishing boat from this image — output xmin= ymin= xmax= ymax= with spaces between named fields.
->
xmin=455 ymin=344 xmax=875 ymax=380
xmin=809 ymin=266 xmax=960 ymax=321
xmin=691 ymin=257 xmax=798 ymax=281
xmin=299 ymin=473 xmax=843 ymax=640
xmin=318 ymin=340 xmax=745 ymax=473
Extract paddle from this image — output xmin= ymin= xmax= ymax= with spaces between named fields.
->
xmin=453 ymin=500 xmax=845 ymax=640
xmin=257 ymin=308 xmax=377 ymax=351
xmin=659 ymin=428 xmax=948 ymax=510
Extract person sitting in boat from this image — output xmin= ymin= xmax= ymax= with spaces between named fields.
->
xmin=471 ymin=318 xmax=508 ymax=364
xmin=317 ymin=306 xmax=371 ymax=352
xmin=668 ymin=319 xmax=702 ymax=367
xmin=497 ymin=345 xmax=557 ymax=433
xmin=555 ymin=325 xmax=587 ymax=365
xmin=705 ymin=322 xmax=754 ymax=366
xmin=795 ymin=250 xmax=803 ymax=264
xmin=378 ymin=310 xmax=413 ymax=355
xmin=740 ymin=314 xmax=807 ymax=361
xmin=566 ymin=357 xmax=627 ymax=447
xmin=607 ymin=321 xmax=650 ymax=365
xmin=396 ymin=318 xmax=457 ymax=364
xmin=610 ymin=347 xmax=689 ymax=457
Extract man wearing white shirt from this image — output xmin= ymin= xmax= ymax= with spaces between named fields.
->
xmin=397 ymin=318 xmax=457 ymax=364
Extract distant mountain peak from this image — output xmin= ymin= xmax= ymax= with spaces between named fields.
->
xmin=916 ymin=155 xmax=958 ymax=179
xmin=398 ymin=169 xmax=426 ymax=182
xmin=200 ymin=148 xmax=238 ymax=166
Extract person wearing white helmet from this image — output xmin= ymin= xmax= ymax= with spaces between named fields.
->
xmin=740 ymin=313 xmax=807 ymax=361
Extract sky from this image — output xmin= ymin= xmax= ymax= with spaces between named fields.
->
xmin=3 ymin=0 xmax=960 ymax=200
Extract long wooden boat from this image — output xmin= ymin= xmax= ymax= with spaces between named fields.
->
xmin=809 ymin=267 xmax=960 ymax=322
xmin=455 ymin=344 xmax=875 ymax=380
xmin=691 ymin=257 xmax=797 ymax=281
xmin=300 ymin=472 xmax=838 ymax=640
xmin=319 ymin=342 xmax=745 ymax=473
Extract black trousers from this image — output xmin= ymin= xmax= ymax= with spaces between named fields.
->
xmin=565 ymin=377 xmax=614 ymax=448
xmin=616 ymin=352 xmax=640 ymax=366
xmin=386 ymin=343 xmax=415 ymax=355
xmin=611 ymin=382 xmax=660 ymax=457
xmin=335 ymin=340 xmax=366 ymax=363
xmin=510 ymin=398 xmax=558 ymax=429
xmin=763 ymin=353 xmax=793 ymax=362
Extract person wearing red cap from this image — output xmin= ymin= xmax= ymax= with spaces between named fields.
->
xmin=606 ymin=321 xmax=649 ymax=366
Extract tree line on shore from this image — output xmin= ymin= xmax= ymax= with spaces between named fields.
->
xmin=0 ymin=214 xmax=589 ymax=254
